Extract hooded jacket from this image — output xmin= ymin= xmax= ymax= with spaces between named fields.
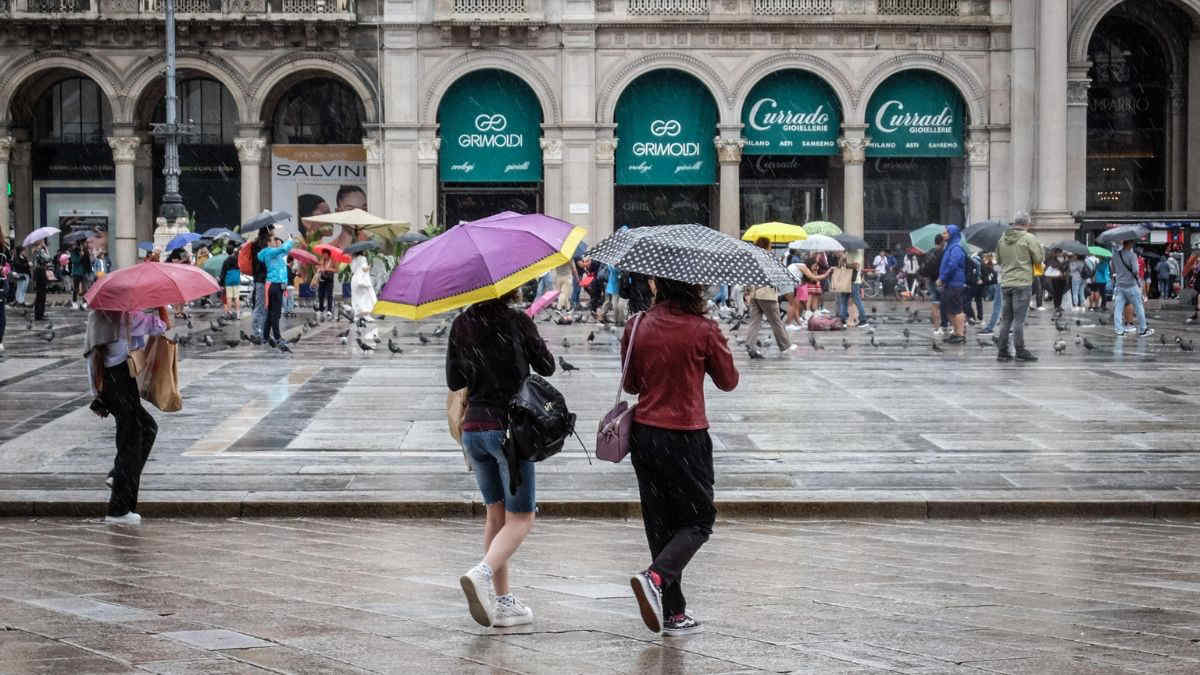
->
xmin=995 ymin=228 xmax=1045 ymax=288
xmin=938 ymin=226 xmax=966 ymax=289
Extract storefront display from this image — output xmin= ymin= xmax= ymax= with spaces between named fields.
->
xmin=866 ymin=70 xmax=965 ymax=157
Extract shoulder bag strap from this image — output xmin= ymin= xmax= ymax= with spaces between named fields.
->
xmin=616 ymin=313 xmax=643 ymax=406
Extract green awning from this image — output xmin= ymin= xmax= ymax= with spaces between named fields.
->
xmin=437 ymin=69 xmax=543 ymax=183
xmin=866 ymin=70 xmax=965 ymax=158
xmin=741 ymin=69 xmax=840 ymax=156
xmin=615 ymin=70 xmax=718 ymax=186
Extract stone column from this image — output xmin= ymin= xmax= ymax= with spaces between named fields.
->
xmin=1009 ymin=0 xmax=1036 ymax=216
xmin=541 ymin=135 xmax=564 ymax=219
xmin=135 ymin=141 xmax=154 ymax=243
xmin=363 ymin=134 xmax=384 ymax=215
xmin=1190 ymin=36 xmax=1200 ymax=209
xmin=1033 ymin=0 xmax=1074 ymax=237
xmin=988 ymin=126 xmax=1011 ymax=223
xmin=965 ymin=128 xmax=991 ymax=223
xmin=1066 ymin=73 xmax=1091 ymax=214
xmin=234 ymin=137 xmax=265 ymax=224
xmin=416 ymin=133 xmax=439 ymax=228
xmin=1168 ymin=82 xmax=1187 ymax=210
xmin=107 ymin=136 xmax=140 ymax=270
xmin=838 ymin=127 xmax=868 ymax=243
xmin=594 ymin=130 xmax=617 ymax=242
xmin=715 ymin=134 xmax=744 ymax=237
xmin=0 ymin=136 xmax=11 ymax=243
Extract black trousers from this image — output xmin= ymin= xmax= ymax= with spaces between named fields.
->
xmin=100 ymin=362 xmax=158 ymax=516
xmin=1050 ymin=276 xmax=1068 ymax=310
xmin=263 ymin=282 xmax=283 ymax=342
xmin=630 ymin=422 xmax=716 ymax=617
xmin=33 ymin=272 xmax=46 ymax=319
xmin=317 ymin=277 xmax=334 ymax=312
xmin=0 ymin=299 xmax=6 ymax=343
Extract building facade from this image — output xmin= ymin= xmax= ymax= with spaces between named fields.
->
xmin=2 ymin=0 xmax=1198 ymax=267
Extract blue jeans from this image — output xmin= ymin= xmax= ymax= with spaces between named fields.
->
xmin=983 ymin=284 xmax=1003 ymax=331
xmin=1071 ymin=277 xmax=1085 ymax=308
xmin=251 ymin=282 xmax=266 ymax=336
xmin=836 ymin=285 xmax=868 ymax=323
xmin=569 ymin=277 xmax=582 ymax=309
xmin=15 ymin=275 xmax=28 ymax=304
xmin=463 ymin=430 xmax=535 ymax=513
xmin=1113 ymin=286 xmax=1147 ymax=334
xmin=536 ymin=272 xmax=553 ymax=297
xmin=1158 ymin=279 xmax=1170 ymax=302
xmin=713 ymin=284 xmax=728 ymax=305
xmin=997 ymin=286 xmax=1031 ymax=353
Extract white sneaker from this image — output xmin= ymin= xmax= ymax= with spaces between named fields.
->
xmin=631 ymin=571 xmax=663 ymax=634
xmin=460 ymin=563 xmax=495 ymax=627
xmin=0 ymin=343 xmax=5 ymax=353
xmin=493 ymin=595 xmax=534 ymax=627
xmin=1037 ymin=306 xmax=1047 ymax=311
xmin=802 ymin=311 xmax=813 ymax=321
xmin=72 ymin=302 xmax=79 ymax=310
xmin=104 ymin=512 xmax=142 ymax=526
xmin=786 ymin=324 xmax=801 ymax=332
xmin=784 ymin=343 xmax=799 ymax=354
xmin=933 ymin=328 xmax=945 ymax=336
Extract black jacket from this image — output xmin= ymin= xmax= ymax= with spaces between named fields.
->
xmin=445 ymin=300 xmax=555 ymax=427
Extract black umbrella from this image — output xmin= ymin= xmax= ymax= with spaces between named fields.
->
xmin=588 ymin=224 xmax=798 ymax=290
xmin=203 ymin=227 xmax=244 ymax=243
xmin=833 ymin=233 xmax=867 ymax=250
xmin=344 ymin=240 xmax=381 ymax=256
xmin=63 ymin=230 xmax=94 ymax=244
xmin=1097 ymin=224 xmax=1148 ymax=244
xmin=963 ymin=220 xmax=1009 ymax=252
xmin=239 ymin=210 xmax=291 ymax=234
xmin=1048 ymin=240 xmax=1089 ymax=256
xmin=399 ymin=231 xmax=430 ymax=243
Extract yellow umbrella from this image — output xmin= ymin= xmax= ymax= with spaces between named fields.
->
xmin=741 ymin=222 xmax=808 ymax=244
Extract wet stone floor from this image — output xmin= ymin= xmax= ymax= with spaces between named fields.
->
xmin=2 ymin=516 xmax=1200 ymax=674
xmin=2 ymin=296 xmax=1200 ymax=510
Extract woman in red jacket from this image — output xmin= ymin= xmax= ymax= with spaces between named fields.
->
xmin=622 ymin=277 xmax=739 ymax=637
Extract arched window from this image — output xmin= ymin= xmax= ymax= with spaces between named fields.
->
xmin=272 ymin=78 xmax=365 ymax=144
xmin=153 ymin=79 xmax=238 ymax=145
xmin=34 ymin=78 xmax=112 ymax=145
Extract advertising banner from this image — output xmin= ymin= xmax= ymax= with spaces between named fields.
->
xmin=437 ymin=69 xmax=543 ymax=183
xmin=271 ymin=144 xmax=368 ymax=237
xmin=741 ymin=70 xmax=840 ymax=156
xmin=615 ymin=70 xmax=718 ymax=186
xmin=866 ymin=70 xmax=965 ymax=157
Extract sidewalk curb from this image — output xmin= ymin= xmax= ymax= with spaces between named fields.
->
xmin=2 ymin=500 xmax=1199 ymax=519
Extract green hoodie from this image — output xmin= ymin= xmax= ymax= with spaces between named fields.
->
xmin=995 ymin=228 xmax=1044 ymax=288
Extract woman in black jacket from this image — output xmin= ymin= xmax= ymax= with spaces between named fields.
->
xmin=446 ymin=290 xmax=555 ymax=629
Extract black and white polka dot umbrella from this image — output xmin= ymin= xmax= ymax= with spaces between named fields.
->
xmin=588 ymin=224 xmax=799 ymax=290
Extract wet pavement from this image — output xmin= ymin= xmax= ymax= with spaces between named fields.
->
xmin=2 ymin=295 xmax=1200 ymax=514
xmin=2 ymin=516 xmax=1200 ymax=673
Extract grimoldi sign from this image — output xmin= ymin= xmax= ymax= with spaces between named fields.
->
xmin=866 ymin=70 xmax=965 ymax=158
xmin=437 ymin=69 xmax=542 ymax=183
xmin=615 ymin=69 xmax=718 ymax=186
xmin=741 ymin=70 xmax=840 ymax=156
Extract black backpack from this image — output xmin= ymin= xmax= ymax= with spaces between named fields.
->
xmin=921 ymin=248 xmax=944 ymax=281
xmin=503 ymin=323 xmax=578 ymax=470
xmin=1081 ymin=260 xmax=1095 ymax=280
xmin=964 ymin=255 xmax=980 ymax=286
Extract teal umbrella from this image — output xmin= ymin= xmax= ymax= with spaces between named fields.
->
xmin=202 ymin=253 xmax=229 ymax=279
xmin=909 ymin=224 xmax=945 ymax=253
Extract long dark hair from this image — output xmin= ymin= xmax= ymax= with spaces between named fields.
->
xmin=254 ymin=227 xmax=271 ymax=251
xmin=653 ymin=277 xmax=706 ymax=316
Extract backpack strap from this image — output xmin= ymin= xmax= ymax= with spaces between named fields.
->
xmin=616 ymin=313 xmax=643 ymax=406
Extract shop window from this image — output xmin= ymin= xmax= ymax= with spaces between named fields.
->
xmin=34 ymin=78 xmax=112 ymax=145
xmin=152 ymin=79 xmax=237 ymax=146
xmin=273 ymin=78 xmax=366 ymax=145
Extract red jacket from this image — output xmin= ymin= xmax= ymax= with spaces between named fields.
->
xmin=620 ymin=302 xmax=739 ymax=430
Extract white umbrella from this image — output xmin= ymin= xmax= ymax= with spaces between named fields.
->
xmin=22 ymin=226 xmax=60 ymax=248
xmin=789 ymin=234 xmax=844 ymax=252
xmin=301 ymin=209 xmax=408 ymax=230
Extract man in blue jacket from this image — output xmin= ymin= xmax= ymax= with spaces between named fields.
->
xmin=937 ymin=225 xmax=967 ymax=344
xmin=257 ymin=231 xmax=296 ymax=351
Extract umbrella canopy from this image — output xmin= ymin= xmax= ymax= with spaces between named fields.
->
xmin=802 ymin=221 xmax=842 ymax=237
xmin=301 ymin=209 xmax=407 ymax=230
xmin=1097 ymin=224 xmax=1149 ymax=244
xmin=137 ymin=241 xmax=155 ymax=252
xmin=201 ymin=253 xmax=229 ymax=278
xmin=525 ymin=290 xmax=561 ymax=318
xmin=165 ymin=232 xmax=203 ymax=251
xmin=62 ymin=230 xmax=93 ymax=244
xmin=84 ymin=262 xmax=219 ymax=312
xmin=22 ymin=227 xmax=59 ymax=248
xmin=790 ymin=234 xmax=844 ymax=252
xmin=344 ymin=240 xmax=381 ymax=256
xmin=741 ymin=222 xmax=807 ymax=245
xmin=203 ymin=227 xmax=244 ymax=243
xmin=1048 ymin=240 xmax=1090 ymax=256
xmin=963 ymin=220 xmax=1009 ymax=252
xmin=909 ymin=224 xmax=946 ymax=253
xmin=1088 ymin=245 xmax=1113 ymax=259
xmin=833 ymin=233 xmax=867 ymax=250
xmin=399 ymin=231 xmax=430 ymax=243
xmin=588 ymin=224 xmax=796 ymax=290
xmin=239 ymin=209 xmax=291 ymax=234
xmin=312 ymin=243 xmax=350 ymax=264
xmin=376 ymin=212 xmax=586 ymax=319
xmin=289 ymin=248 xmax=319 ymax=265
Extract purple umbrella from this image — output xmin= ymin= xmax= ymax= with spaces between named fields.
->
xmin=375 ymin=212 xmax=586 ymax=319
xmin=22 ymin=226 xmax=60 ymax=248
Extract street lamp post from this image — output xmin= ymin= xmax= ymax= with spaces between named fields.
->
xmin=152 ymin=0 xmax=197 ymax=225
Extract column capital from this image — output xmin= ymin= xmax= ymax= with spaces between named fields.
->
xmin=363 ymin=136 xmax=383 ymax=165
xmin=1066 ymin=79 xmax=1091 ymax=107
xmin=0 ymin=136 xmax=12 ymax=162
xmin=418 ymin=137 xmax=440 ymax=164
xmin=595 ymin=137 xmax=618 ymax=165
xmin=540 ymin=137 xmax=563 ymax=164
xmin=107 ymin=136 xmax=140 ymax=164
xmin=234 ymin=137 xmax=267 ymax=165
xmin=715 ymin=137 xmax=745 ymax=164
xmin=10 ymin=142 xmax=31 ymax=167
xmin=837 ymin=136 xmax=869 ymax=166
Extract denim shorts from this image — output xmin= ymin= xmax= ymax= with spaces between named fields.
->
xmin=463 ymin=430 xmax=535 ymax=513
xmin=929 ymin=284 xmax=941 ymax=304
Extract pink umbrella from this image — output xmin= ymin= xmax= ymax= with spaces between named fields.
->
xmin=525 ymin=290 xmax=560 ymax=318
xmin=289 ymin=248 xmax=319 ymax=266
xmin=84 ymin=262 xmax=219 ymax=312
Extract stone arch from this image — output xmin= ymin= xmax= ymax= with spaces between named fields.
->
xmin=1070 ymin=0 xmax=1200 ymax=66
xmin=0 ymin=51 xmax=123 ymax=127
xmin=421 ymin=50 xmax=560 ymax=125
xmin=854 ymin=52 xmax=987 ymax=126
xmin=597 ymin=52 xmax=731 ymax=124
xmin=124 ymin=53 xmax=251 ymax=127
xmin=732 ymin=53 xmax=855 ymax=123
xmin=250 ymin=53 xmax=379 ymax=124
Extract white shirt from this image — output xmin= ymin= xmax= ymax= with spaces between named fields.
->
xmin=874 ymin=255 xmax=888 ymax=276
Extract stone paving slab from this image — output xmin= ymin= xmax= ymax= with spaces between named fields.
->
xmin=3 ymin=297 xmax=1200 ymax=515
xmin=1 ymin=517 xmax=1200 ymax=673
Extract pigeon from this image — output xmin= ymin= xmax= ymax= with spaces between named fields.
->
xmin=418 ymin=332 xmax=430 ymax=345
xmin=1083 ymin=337 xmax=1096 ymax=351
xmin=1177 ymin=336 xmax=1194 ymax=352
xmin=42 ymin=330 xmax=55 ymax=343
xmin=339 ymin=307 xmax=355 ymax=322
xmin=1097 ymin=316 xmax=1106 ymax=325
xmin=306 ymin=318 xmax=319 ymax=329
xmin=289 ymin=332 xmax=302 ymax=345
xmin=870 ymin=334 xmax=878 ymax=348
xmin=340 ymin=336 xmax=348 ymax=345
xmin=175 ymin=333 xmax=191 ymax=347
xmin=841 ymin=338 xmax=851 ymax=351
xmin=240 ymin=330 xmax=254 ymax=343
xmin=558 ymin=356 xmax=579 ymax=373
xmin=930 ymin=340 xmax=943 ymax=352
xmin=747 ymin=346 xmax=765 ymax=359
xmin=223 ymin=337 xmax=240 ymax=348
xmin=1053 ymin=339 xmax=1067 ymax=354
xmin=729 ymin=319 xmax=742 ymax=332
xmin=587 ymin=331 xmax=595 ymax=343
xmin=976 ymin=338 xmax=991 ymax=348
xmin=871 ymin=306 xmax=878 ymax=314
xmin=1075 ymin=319 xmax=1082 ymax=326
xmin=356 ymin=338 xmax=376 ymax=352
xmin=902 ymin=328 xmax=911 ymax=339
xmin=201 ymin=334 xmax=213 ymax=347
xmin=187 ymin=319 xmax=194 ymax=330
xmin=357 ymin=318 xmax=366 ymax=329
xmin=1055 ymin=320 xmax=1066 ymax=333
xmin=562 ymin=337 xmax=571 ymax=349
xmin=1074 ymin=334 xmax=1082 ymax=345
xmin=216 ymin=316 xmax=228 ymax=328
xmin=392 ymin=325 xmax=400 ymax=338
xmin=336 ymin=328 xmax=351 ymax=339
xmin=432 ymin=324 xmax=448 ymax=338
xmin=210 ymin=320 xmax=221 ymax=332
xmin=1159 ymin=333 xmax=1167 ymax=346
xmin=387 ymin=339 xmax=404 ymax=355
xmin=808 ymin=335 xmax=823 ymax=350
